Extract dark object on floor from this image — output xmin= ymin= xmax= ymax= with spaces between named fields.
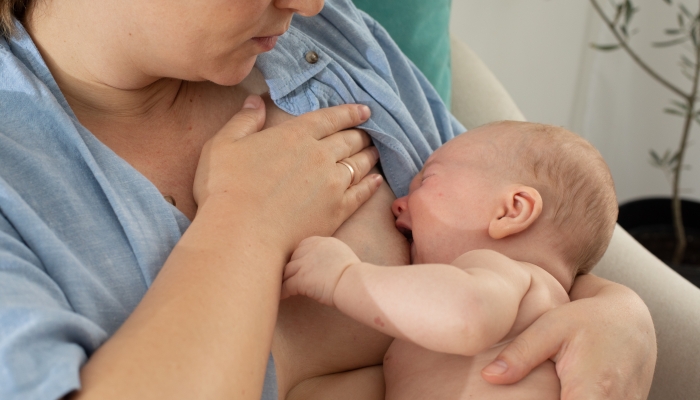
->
xmin=618 ymin=198 xmax=700 ymax=288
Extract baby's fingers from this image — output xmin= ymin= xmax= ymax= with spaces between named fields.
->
xmin=283 ymin=259 xmax=302 ymax=280
xmin=280 ymin=282 xmax=295 ymax=300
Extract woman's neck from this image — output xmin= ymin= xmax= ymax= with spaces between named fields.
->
xmin=24 ymin=0 xmax=184 ymax=124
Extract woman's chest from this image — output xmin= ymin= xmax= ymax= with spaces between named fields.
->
xmin=89 ymin=86 xmax=295 ymax=220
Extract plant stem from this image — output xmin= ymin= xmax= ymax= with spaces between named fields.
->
xmin=671 ymin=3 xmax=700 ymax=264
xmin=590 ymin=0 xmax=691 ymax=99
xmin=591 ymin=0 xmax=696 ymax=264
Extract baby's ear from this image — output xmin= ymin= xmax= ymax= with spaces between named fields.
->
xmin=488 ymin=185 xmax=543 ymax=240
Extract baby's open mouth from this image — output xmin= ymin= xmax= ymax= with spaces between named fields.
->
xmin=396 ymin=225 xmax=413 ymax=243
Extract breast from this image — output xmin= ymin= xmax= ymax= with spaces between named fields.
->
xmin=384 ymin=339 xmax=488 ymax=400
xmin=272 ymin=296 xmax=393 ymax=397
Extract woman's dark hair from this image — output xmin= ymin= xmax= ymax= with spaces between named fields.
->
xmin=1 ymin=0 xmax=30 ymax=39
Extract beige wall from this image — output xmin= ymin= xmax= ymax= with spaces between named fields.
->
xmin=450 ymin=0 xmax=700 ymax=204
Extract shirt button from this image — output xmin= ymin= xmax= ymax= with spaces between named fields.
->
xmin=305 ymin=51 xmax=319 ymax=64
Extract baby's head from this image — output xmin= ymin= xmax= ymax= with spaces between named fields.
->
xmin=392 ymin=121 xmax=617 ymax=289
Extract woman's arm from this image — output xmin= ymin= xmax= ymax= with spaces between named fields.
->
xmin=481 ymin=273 xmax=656 ymax=400
xmin=70 ymin=98 xmax=381 ymax=400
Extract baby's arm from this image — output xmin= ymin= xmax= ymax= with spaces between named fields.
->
xmin=282 ymin=237 xmax=532 ymax=356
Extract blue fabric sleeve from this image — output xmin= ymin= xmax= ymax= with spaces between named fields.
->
xmin=0 ymin=206 xmax=107 ymax=400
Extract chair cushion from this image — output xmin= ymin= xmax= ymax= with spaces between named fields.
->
xmin=353 ymin=0 xmax=452 ymax=107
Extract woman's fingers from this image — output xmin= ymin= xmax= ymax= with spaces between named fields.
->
xmin=342 ymin=174 xmax=383 ymax=214
xmin=218 ymin=95 xmax=267 ymax=140
xmin=337 ymin=147 xmax=380 ymax=187
xmin=321 ymin=128 xmax=372 ymax=161
xmin=481 ymin=312 xmax=563 ymax=384
xmin=283 ymin=104 xmax=371 ymax=140
xmin=482 ymin=277 xmax=656 ymax=400
xmin=195 ymin=101 xmax=378 ymax=247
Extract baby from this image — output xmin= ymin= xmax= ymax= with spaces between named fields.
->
xmin=281 ymin=121 xmax=618 ymax=399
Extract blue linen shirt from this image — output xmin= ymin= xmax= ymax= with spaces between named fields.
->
xmin=0 ymin=0 xmax=465 ymax=398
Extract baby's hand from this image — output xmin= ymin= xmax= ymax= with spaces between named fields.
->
xmin=281 ymin=236 xmax=361 ymax=306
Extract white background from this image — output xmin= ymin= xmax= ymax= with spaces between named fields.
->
xmin=450 ymin=0 xmax=700 ymax=205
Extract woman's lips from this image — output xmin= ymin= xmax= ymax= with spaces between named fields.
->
xmin=252 ymin=36 xmax=279 ymax=51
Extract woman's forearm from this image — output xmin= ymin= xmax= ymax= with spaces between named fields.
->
xmin=72 ymin=198 xmax=287 ymax=400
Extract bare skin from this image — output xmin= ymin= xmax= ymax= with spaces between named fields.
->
xmin=81 ymin=70 xmax=401 ymax=399
xmin=23 ymin=0 xmax=656 ymax=397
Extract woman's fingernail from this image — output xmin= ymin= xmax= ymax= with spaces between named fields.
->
xmin=243 ymin=95 xmax=261 ymax=109
xmin=373 ymin=174 xmax=383 ymax=184
xmin=359 ymin=105 xmax=371 ymax=120
xmin=482 ymin=360 xmax=509 ymax=375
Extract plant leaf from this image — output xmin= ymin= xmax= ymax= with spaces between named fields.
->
xmin=680 ymin=3 xmax=693 ymax=19
xmin=670 ymin=151 xmax=681 ymax=165
xmin=681 ymin=54 xmax=695 ymax=68
xmin=591 ymin=43 xmax=622 ymax=51
xmin=653 ymin=36 xmax=689 ymax=47
xmin=665 ymin=107 xmax=685 ymax=116
xmin=671 ymin=99 xmax=689 ymax=109
xmin=624 ymin=0 xmax=637 ymax=25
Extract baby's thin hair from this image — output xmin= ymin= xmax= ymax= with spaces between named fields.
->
xmin=488 ymin=121 xmax=618 ymax=277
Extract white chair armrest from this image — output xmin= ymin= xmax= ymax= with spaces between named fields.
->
xmin=449 ymin=34 xmax=525 ymax=128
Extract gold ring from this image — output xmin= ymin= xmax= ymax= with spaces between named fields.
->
xmin=337 ymin=160 xmax=355 ymax=186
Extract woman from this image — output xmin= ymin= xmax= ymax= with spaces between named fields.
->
xmin=0 ymin=0 xmax=655 ymax=399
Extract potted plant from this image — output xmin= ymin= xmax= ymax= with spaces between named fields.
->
xmin=590 ymin=0 xmax=699 ymax=285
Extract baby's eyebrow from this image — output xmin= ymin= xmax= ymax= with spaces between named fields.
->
xmin=408 ymin=169 xmax=423 ymax=191
xmin=422 ymin=158 xmax=443 ymax=171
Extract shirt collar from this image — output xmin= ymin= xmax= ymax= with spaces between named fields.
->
xmin=255 ymin=25 xmax=331 ymax=101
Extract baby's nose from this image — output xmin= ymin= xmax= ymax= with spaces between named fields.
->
xmin=392 ymin=196 xmax=408 ymax=217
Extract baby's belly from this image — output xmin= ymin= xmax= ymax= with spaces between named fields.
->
xmin=384 ymin=339 xmax=560 ymax=400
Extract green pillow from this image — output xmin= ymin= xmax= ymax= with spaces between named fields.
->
xmin=353 ymin=0 xmax=452 ymax=108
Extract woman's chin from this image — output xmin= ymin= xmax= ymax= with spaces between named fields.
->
xmin=206 ymin=57 xmax=259 ymax=87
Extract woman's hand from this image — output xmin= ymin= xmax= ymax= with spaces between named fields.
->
xmin=193 ymin=95 xmax=383 ymax=251
xmin=481 ymin=274 xmax=656 ymax=400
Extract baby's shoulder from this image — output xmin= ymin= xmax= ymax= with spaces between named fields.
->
xmin=521 ymin=262 xmax=569 ymax=305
